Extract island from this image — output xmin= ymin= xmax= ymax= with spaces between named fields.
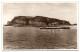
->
xmin=5 ymin=16 xmax=71 ymax=27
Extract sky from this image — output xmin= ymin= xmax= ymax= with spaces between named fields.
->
xmin=3 ymin=2 xmax=78 ymax=24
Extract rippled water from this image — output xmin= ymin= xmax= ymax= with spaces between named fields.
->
xmin=3 ymin=26 xmax=77 ymax=50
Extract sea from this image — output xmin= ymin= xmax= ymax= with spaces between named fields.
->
xmin=3 ymin=25 xmax=77 ymax=50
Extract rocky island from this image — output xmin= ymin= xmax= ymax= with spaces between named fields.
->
xmin=5 ymin=16 xmax=71 ymax=27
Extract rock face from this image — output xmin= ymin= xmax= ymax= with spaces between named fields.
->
xmin=7 ymin=16 xmax=71 ymax=27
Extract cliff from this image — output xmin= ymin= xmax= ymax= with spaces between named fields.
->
xmin=6 ymin=16 xmax=71 ymax=27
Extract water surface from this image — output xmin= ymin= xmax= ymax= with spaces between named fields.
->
xmin=3 ymin=26 xmax=77 ymax=49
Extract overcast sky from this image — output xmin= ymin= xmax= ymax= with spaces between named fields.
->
xmin=3 ymin=3 xmax=78 ymax=24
